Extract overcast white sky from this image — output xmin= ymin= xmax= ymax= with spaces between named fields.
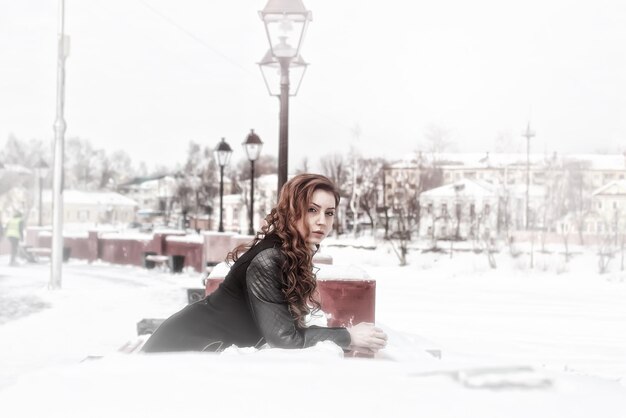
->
xmin=1 ymin=0 xmax=626 ymax=172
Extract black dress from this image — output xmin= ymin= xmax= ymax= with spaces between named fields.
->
xmin=141 ymin=234 xmax=351 ymax=352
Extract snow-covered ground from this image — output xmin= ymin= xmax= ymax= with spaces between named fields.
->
xmin=1 ymin=239 xmax=625 ymax=417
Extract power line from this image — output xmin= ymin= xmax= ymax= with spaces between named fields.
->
xmin=136 ymin=0 xmax=254 ymax=77
xmin=134 ymin=1 xmax=368 ymax=146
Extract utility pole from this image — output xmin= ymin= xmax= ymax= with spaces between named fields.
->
xmin=522 ymin=122 xmax=535 ymax=231
xmin=50 ymin=0 xmax=69 ymax=289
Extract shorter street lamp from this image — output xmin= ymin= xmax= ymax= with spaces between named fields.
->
xmin=214 ymin=138 xmax=233 ymax=232
xmin=34 ymin=159 xmax=49 ymax=226
xmin=243 ymin=130 xmax=263 ymax=236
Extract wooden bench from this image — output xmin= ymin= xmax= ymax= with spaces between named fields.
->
xmin=22 ymin=246 xmax=52 ymax=263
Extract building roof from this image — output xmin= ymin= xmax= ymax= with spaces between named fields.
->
xmin=43 ymin=190 xmax=138 ymax=206
xmin=386 ymin=152 xmax=626 ymax=171
xmin=420 ymin=178 xmax=496 ymax=199
xmin=117 ymin=173 xmax=170 ymax=188
xmin=592 ymin=180 xmax=626 ymax=197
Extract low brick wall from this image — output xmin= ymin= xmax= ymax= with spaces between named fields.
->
xmin=165 ymin=237 xmax=204 ymax=272
xmin=100 ymin=236 xmax=153 ymax=267
xmin=21 ymin=228 xmax=209 ymax=272
xmin=62 ymin=236 xmax=92 ymax=260
xmin=14 ymin=229 xmax=332 ymax=280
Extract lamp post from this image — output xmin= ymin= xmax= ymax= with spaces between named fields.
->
xmin=522 ymin=122 xmax=535 ymax=230
xmin=243 ymin=130 xmax=264 ymax=236
xmin=51 ymin=0 xmax=69 ymax=290
xmin=259 ymin=0 xmax=312 ymax=194
xmin=34 ymin=159 xmax=49 ymax=226
xmin=214 ymin=138 xmax=233 ymax=233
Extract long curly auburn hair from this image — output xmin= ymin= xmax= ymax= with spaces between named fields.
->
xmin=227 ymin=173 xmax=340 ymax=328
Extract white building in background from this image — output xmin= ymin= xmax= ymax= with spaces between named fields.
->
xmin=41 ymin=190 xmax=138 ymax=226
xmin=557 ymin=180 xmax=626 ymax=238
xmin=592 ymin=180 xmax=626 ymax=225
xmin=384 ymin=152 xmax=626 ymax=237
xmin=418 ymin=179 xmax=499 ymax=240
xmin=117 ymin=174 xmax=178 ymax=213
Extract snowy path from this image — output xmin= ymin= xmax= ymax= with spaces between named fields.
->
xmin=1 ymin=247 xmax=626 ymax=416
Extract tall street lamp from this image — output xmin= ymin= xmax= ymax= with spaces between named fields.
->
xmin=522 ymin=122 xmax=535 ymax=230
xmin=214 ymin=138 xmax=233 ymax=233
xmin=259 ymin=0 xmax=312 ymax=194
xmin=243 ymin=130 xmax=263 ymax=236
xmin=34 ymin=159 xmax=49 ymax=226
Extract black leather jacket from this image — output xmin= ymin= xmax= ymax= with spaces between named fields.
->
xmin=246 ymin=246 xmax=351 ymax=349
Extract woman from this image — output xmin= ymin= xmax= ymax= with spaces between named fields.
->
xmin=142 ymin=174 xmax=387 ymax=354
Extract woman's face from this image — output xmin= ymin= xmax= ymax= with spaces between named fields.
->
xmin=296 ymin=189 xmax=336 ymax=246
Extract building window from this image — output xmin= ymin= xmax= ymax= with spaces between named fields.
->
xmin=77 ymin=210 xmax=89 ymax=222
xmin=441 ymin=203 xmax=448 ymax=217
xmin=427 ymin=203 xmax=433 ymax=214
xmin=484 ymin=204 xmax=491 ymax=215
xmin=470 ymin=203 xmax=475 ymax=219
xmin=598 ymin=202 xmax=602 ymax=209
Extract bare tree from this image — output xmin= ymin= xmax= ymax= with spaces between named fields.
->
xmin=598 ymin=234 xmax=614 ymax=274
xmin=386 ymin=169 xmax=421 ymax=265
xmin=343 ymin=148 xmax=384 ymax=237
xmin=355 ymin=158 xmax=384 ymax=235
xmin=169 ymin=141 xmax=219 ymax=229
xmin=422 ymin=124 xmax=454 ymax=163
xmin=295 ymin=157 xmax=310 ymax=174
xmin=98 ymin=149 xmax=135 ymax=189
xmin=320 ymin=153 xmax=348 ymax=186
xmin=469 ymin=204 xmax=497 ymax=268
xmin=562 ymin=159 xmax=592 ymax=245
xmin=494 ymin=130 xmax=520 ymax=153
xmin=321 ymin=153 xmax=349 ymax=235
xmin=235 ymin=154 xmax=277 ymax=181
xmin=389 ymin=204 xmax=410 ymax=266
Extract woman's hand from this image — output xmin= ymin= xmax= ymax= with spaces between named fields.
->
xmin=347 ymin=322 xmax=388 ymax=353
